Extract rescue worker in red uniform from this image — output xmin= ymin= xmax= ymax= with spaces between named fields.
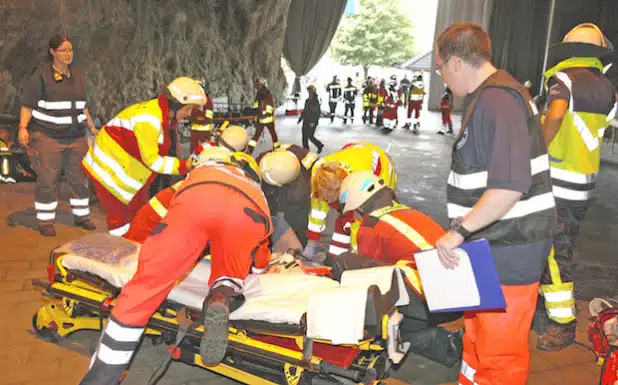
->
xmin=188 ymin=79 xmax=214 ymax=153
xmin=247 ymin=77 xmax=278 ymax=154
xmin=82 ymin=77 xmax=205 ymax=236
xmin=333 ymin=171 xmax=463 ymax=366
xmin=382 ymin=76 xmax=401 ymax=130
xmin=79 ymin=161 xmax=272 ymax=385
xmin=404 ymin=74 xmax=425 ymax=133
xmin=438 ymin=87 xmax=454 ymax=134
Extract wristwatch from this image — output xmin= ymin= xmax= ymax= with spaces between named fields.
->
xmin=450 ymin=217 xmax=472 ymax=238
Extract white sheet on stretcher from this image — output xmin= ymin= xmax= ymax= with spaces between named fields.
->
xmin=60 ymin=235 xmax=410 ymax=344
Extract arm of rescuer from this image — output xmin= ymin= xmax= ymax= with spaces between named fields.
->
xmin=134 ymin=120 xmax=189 ymax=175
xmin=436 ymin=89 xmax=531 ymax=268
xmin=541 ymin=79 xmax=569 ymax=147
xmin=190 ymin=97 xmax=214 ymax=138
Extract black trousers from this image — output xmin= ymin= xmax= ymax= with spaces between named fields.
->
xmin=332 ymin=252 xmax=463 ymax=366
xmin=301 ymin=121 xmax=323 ymax=151
xmin=344 ymin=103 xmax=355 ymax=120
xmin=328 ymin=102 xmax=337 ymax=120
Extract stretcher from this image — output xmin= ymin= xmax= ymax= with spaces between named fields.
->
xmin=32 ymin=234 xmax=411 ymax=385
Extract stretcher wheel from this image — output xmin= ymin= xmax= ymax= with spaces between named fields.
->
xmin=32 ymin=313 xmax=61 ymax=343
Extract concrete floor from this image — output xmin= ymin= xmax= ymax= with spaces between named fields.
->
xmin=1 ymin=108 xmax=614 ymax=385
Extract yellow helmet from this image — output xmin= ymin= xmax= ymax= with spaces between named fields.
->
xmin=339 ymin=171 xmax=387 ymax=213
xmin=259 ymin=150 xmax=301 ymax=186
xmin=563 ymin=23 xmax=608 ymax=47
xmin=192 ymin=145 xmax=232 ymax=167
xmin=167 ymin=76 xmax=207 ymax=106
xmin=219 ymin=125 xmax=249 ymax=152
xmin=230 ymin=152 xmax=261 ymax=182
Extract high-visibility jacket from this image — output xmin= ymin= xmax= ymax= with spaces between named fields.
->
xmin=82 ymin=95 xmax=188 ymax=205
xmin=376 ymin=87 xmax=387 ymax=108
xmin=408 ymin=81 xmax=425 ymax=102
xmin=124 ymin=181 xmax=183 ymax=243
xmin=362 ymin=86 xmax=378 ymax=108
xmin=307 ymin=142 xmax=398 ymax=244
xmin=176 ymin=163 xmax=273 ymax=264
xmin=358 ymin=201 xmax=446 ymax=298
xmin=253 ymin=89 xmax=275 ymax=125
xmin=189 ymin=94 xmax=214 ymax=133
xmin=545 ymin=65 xmax=617 ymax=202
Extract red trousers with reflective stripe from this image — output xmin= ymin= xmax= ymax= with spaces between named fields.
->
xmin=459 ymin=282 xmax=539 ymax=385
xmin=407 ymin=101 xmax=422 ymax=119
xmin=111 ymin=184 xmax=270 ymax=326
xmin=90 ymin=178 xmax=150 ymax=232
xmin=328 ymin=211 xmax=355 ymax=258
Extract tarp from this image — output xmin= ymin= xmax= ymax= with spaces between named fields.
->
xmin=283 ymin=0 xmax=347 ymax=95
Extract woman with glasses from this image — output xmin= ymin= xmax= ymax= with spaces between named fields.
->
xmin=18 ymin=34 xmax=98 ymax=236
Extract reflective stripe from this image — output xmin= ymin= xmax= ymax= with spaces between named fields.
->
xmin=151 ymin=156 xmax=165 ymax=172
xmin=555 ymin=72 xmax=600 ymax=151
xmin=448 ymin=191 xmax=555 ymax=219
xmin=460 ymin=360 xmax=476 ymax=383
xmin=328 ymin=244 xmax=347 ymax=255
xmin=36 ymin=212 xmax=55 ymax=221
xmin=449 ymin=155 xmax=549 ymax=190
xmin=409 ymin=94 xmax=424 ymax=101
xmin=106 ymin=319 xmax=144 ymax=342
xmin=264 ymin=105 xmax=274 ymax=114
xmin=308 ymin=222 xmax=324 ymax=233
xmin=35 ymin=201 xmax=58 ymax=211
xmin=547 ymin=307 xmax=575 ymax=319
xmin=92 ymin=144 xmax=144 ymax=190
xmin=205 ymin=110 xmax=214 ymax=119
xmin=76 ymin=101 xmax=86 ymax=109
xmin=109 ymin=223 xmax=130 ymax=236
xmin=32 ymin=110 xmax=86 ymax=125
xmin=301 ymin=153 xmax=318 ymax=169
xmin=106 ymin=114 xmax=162 ymax=132
xmin=37 ymin=100 xmax=71 ymax=110
xmin=72 ymin=208 xmax=90 ymax=217
xmin=332 ymin=232 xmax=351 ymax=244
xmin=97 ymin=343 xmax=133 ymax=365
xmin=163 ymin=157 xmax=175 ymax=174
xmin=310 ymin=209 xmax=328 ymax=220
xmin=83 ymin=152 xmax=135 ymax=202
xmin=529 ymin=100 xmax=539 ymax=116
xmin=260 ymin=116 xmax=274 ymax=124
xmin=149 ymin=197 xmax=168 ymax=218
xmin=248 ymin=140 xmax=257 ymax=147
xmin=544 ymin=290 xmax=574 ymax=302
xmin=191 ymin=124 xmax=213 ymax=132
xmin=552 ymin=185 xmax=590 ymax=201
xmin=550 ymin=166 xmax=596 ymax=184
xmin=380 ymin=214 xmax=432 ymax=250
xmin=599 ymin=128 xmax=606 ymax=137
xmin=70 ymin=198 xmax=89 ymax=206
xmin=607 ymin=101 xmax=617 ymax=122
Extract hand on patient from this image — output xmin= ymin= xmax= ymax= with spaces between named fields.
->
xmin=302 ymin=241 xmax=318 ymax=260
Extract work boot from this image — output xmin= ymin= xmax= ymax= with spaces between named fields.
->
xmin=317 ymin=143 xmax=324 ymax=154
xmin=447 ymin=123 xmax=453 ymax=134
xmin=437 ymin=124 xmax=446 ymax=135
xmin=39 ymin=223 xmax=56 ymax=237
xmin=536 ymin=321 xmax=576 ymax=351
xmin=75 ymin=216 xmax=97 ymax=230
xmin=447 ymin=329 xmax=464 ymax=360
xmin=200 ymin=285 xmax=233 ymax=365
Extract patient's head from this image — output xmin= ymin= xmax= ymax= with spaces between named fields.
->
xmin=312 ymin=161 xmax=348 ymax=204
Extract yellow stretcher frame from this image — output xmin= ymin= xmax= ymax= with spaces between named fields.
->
xmin=31 ymin=252 xmax=401 ymax=385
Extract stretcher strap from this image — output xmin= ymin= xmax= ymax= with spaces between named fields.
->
xmin=148 ymin=307 xmax=194 ymax=385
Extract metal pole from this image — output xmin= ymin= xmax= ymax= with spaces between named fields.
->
xmin=539 ymin=0 xmax=557 ymax=96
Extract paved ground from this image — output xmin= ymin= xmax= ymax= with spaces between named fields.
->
xmin=1 ymin=108 xmax=615 ymax=384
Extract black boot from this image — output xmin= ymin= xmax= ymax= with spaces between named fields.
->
xmin=39 ymin=222 xmax=56 ymax=237
xmin=447 ymin=124 xmax=453 ymax=134
xmin=75 ymin=216 xmax=96 ymax=230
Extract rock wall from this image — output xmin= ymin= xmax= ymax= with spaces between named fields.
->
xmin=0 ymin=0 xmax=291 ymax=121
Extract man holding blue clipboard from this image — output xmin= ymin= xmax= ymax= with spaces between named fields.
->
xmin=433 ymin=24 xmax=557 ymax=385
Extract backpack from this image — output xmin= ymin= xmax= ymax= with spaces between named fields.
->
xmin=589 ymin=299 xmax=618 ymax=385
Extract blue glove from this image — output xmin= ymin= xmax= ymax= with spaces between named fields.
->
xmin=302 ymin=242 xmax=317 ymax=260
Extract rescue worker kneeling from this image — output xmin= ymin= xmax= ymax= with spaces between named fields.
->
xmin=333 ymin=171 xmax=463 ymax=367
xmin=192 ymin=124 xmax=249 ymax=157
xmin=79 ymin=157 xmax=272 ymax=385
xmin=258 ymin=144 xmax=319 ymax=248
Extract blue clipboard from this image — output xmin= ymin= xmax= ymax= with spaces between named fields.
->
xmin=419 ymin=239 xmax=506 ymax=313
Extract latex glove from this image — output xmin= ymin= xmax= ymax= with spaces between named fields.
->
xmin=302 ymin=241 xmax=317 ymax=260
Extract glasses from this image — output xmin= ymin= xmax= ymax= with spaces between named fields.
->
xmin=434 ymin=56 xmax=451 ymax=76
xmin=55 ymin=48 xmax=73 ymax=55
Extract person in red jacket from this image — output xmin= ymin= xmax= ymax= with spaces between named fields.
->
xmin=188 ymin=80 xmax=215 ymax=153
xmin=334 ymin=171 xmax=463 ymax=367
xmin=79 ymin=162 xmax=272 ymax=385
xmin=438 ymin=87 xmax=454 ymax=135
xmin=247 ymin=77 xmax=278 ymax=154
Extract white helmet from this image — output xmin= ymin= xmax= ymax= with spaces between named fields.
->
xmin=339 ymin=171 xmax=387 ymax=213
xmin=167 ymin=77 xmax=207 ymax=106
xmin=259 ymin=150 xmax=301 ymax=186
xmin=191 ymin=145 xmax=232 ymax=168
xmin=219 ymin=125 xmax=249 ymax=152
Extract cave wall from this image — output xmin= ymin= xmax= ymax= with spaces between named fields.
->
xmin=0 ymin=0 xmax=292 ymax=121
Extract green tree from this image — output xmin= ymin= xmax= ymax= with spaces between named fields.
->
xmin=331 ymin=0 xmax=414 ymax=79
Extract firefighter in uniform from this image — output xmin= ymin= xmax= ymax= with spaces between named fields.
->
xmin=302 ymin=142 xmax=398 ymax=262
xmin=82 ymin=77 xmax=205 ymax=236
xmin=404 ymin=74 xmax=425 ymax=133
xmin=334 ymin=171 xmax=463 ymax=366
xmin=375 ymin=79 xmax=387 ymax=127
xmin=399 ymin=75 xmax=411 ymax=107
xmin=326 ymin=75 xmax=342 ymax=123
xmin=382 ymin=76 xmax=401 ymax=130
xmin=342 ymin=77 xmax=358 ymax=124
xmin=258 ymin=144 xmax=319 ymax=247
xmin=79 ymin=160 xmax=272 ymax=385
xmin=188 ymin=78 xmax=214 ymax=153
xmin=362 ymin=77 xmax=378 ymax=124
xmin=436 ymin=23 xmax=557 ymax=385
xmin=537 ymin=23 xmax=617 ymax=351
xmin=247 ymin=77 xmax=278 ymax=154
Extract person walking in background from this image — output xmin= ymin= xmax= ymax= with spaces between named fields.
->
xmin=19 ymin=34 xmax=98 ymax=236
xmin=298 ymin=84 xmax=323 ymax=153
xmin=438 ymin=87 xmax=454 ymax=134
